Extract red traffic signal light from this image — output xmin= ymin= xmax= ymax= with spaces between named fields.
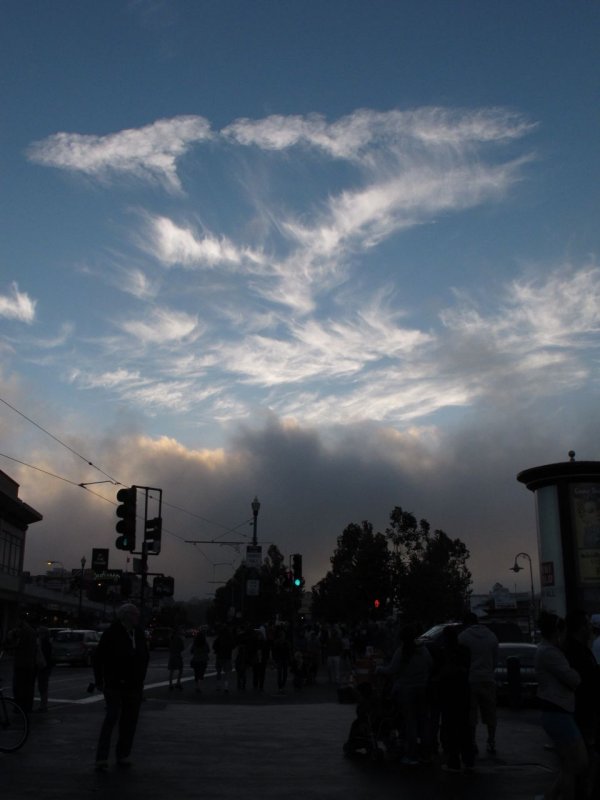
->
xmin=115 ymin=486 xmax=137 ymax=551
xmin=374 ymin=599 xmax=380 ymax=608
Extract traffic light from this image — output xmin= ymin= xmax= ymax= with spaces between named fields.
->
xmin=292 ymin=553 xmax=304 ymax=587
xmin=115 ymin=487 xmax=137 ymax=551
xmin=144 ymin=516 xmax=162 ymax=555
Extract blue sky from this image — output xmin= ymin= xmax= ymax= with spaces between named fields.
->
xmin=1 ymin=1 xmax=599 ymax=603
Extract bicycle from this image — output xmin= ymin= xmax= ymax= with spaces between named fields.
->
xmin=0 ymin=652 xmax=29 ymax=752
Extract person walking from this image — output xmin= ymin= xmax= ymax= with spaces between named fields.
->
xmin=167 ymin=628 xmax=185 ymax=691
xmin=458 ymin=612 xmax=499 ymax=756
xmin=534 ymin=611 xmax=587 ymax=800
xmin=325 ymin=627 xmax=344 ymax=685
xmin=252 ymin=627 xmax=269 ymax=692
xmin=35 ymin=625 xmax=53 ymax=712
xmin=92 ymin=603 xmax=149 ymax=771
xmin=376 ymin=623 xmax=433 ymax=765
xmin=190 ymin=629 xmax=209 ymax=694
xmin=4 ymin=613 xmax=37 ymax=714
xmin=562 ymin=609 xmax=600 ymax=799
xmin=437 ymin=625 xmax=474 ymax=771
xmin=234 ymin=626 xmax=251 ymax=691
xmin=272 ymin=626 xmax=292 ymax=694
xmin=213 ymin=625 xmax=234 ymax=694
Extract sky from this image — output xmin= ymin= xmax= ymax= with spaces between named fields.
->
xmin=1 ymin=1 xmax=599 ymax=605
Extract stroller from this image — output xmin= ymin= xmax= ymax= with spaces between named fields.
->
xmin=342 ymin=678 xmax=400 ymax=761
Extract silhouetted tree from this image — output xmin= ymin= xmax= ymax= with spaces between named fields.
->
xmin=386 ymin=506 xmax=471 ymax=626
xmin=311 ymin=521 xmax=393 ymax=623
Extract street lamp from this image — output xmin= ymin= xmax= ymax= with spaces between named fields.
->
xmin=78 ymin=557 xmax=86 ymax=625
xmin=251 ymin=496 xmax=260 ymax=546
xmin=510 ymin=552 xmax=536 ymax=640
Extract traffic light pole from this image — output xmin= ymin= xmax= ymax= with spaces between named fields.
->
xmin=139 ymin=540 xmax=149 ymax=623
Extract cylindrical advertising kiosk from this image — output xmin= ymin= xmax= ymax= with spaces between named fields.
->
xmin=517 ymin=452 xmax=600 ymax=618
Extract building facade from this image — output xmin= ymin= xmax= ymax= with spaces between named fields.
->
xmin=0 ymin=469 xmax=43 ymax=637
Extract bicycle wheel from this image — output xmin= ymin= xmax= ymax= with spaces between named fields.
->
xmin=0 ymin=696 xmax=29 ymax=752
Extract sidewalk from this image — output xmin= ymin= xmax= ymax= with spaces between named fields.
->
xmin=2 ymin=690 xmax=557 ymax=800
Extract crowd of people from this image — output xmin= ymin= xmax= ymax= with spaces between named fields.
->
xmin=342 ymin=610 xmax=600 ymax=799
xmin=2 ymin=612 xmax=54 ymax=714
xmin=2 ymin=606 xmax=600 ymax=794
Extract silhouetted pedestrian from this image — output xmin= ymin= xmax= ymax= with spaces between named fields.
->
xmin=438 ymin=625 xmax=474 ymax=771
xmin=325 ymin=627 xmax=343 ymax=684
xmin=458 ymin=612 xmax=499 ymax=755
xmin=535 ymin=611 xmax=587 ymax=800
xmin=234 ymin=626 xmax=252 ymax=690
xmin=35 ymin=625 xmax=53 ymax=712
xmin=272 ymin=627 xmax=292 ymax=693
xmin=92 ymin=603 xmax=149 ymax=771
xmin=252 ymin=627 xmax=269 ymax=691
xmin=190 ymin=630 xmax=209 ymax=694
xmin=4 ymin=613 xmax=37 ymax=713
xmin=563 ymin=609 xmax=600 ymax=798
xmin=213 ymin=625 xmax=234 ymax=694
xmin=376 ymin=623 xmax=433 ymax=765
xmin=168 ymin=629 xmax=185 ymax=691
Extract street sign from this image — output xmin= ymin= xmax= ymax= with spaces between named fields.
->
xmin=246 ymin=578 xmax=260 ymax=596
xmin=92 ymin=548 xmax=109 ymax=574
xmin=245 ymin=545 xmax=262 ymax=567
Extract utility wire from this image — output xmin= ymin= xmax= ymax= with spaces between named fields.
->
xmin=0 ymin=398 xmax=254 ymax=568
xmin=0 ymin=396 xmax=120 ymax=484
xmin=0 ymin=452 xmax=243 ymax=567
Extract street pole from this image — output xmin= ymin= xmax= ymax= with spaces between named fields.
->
xmin=510 ymin=552 xmax=535 ymax=641
xmin=78 ymin=556 xmax=86 ymax=625
xmin=251 ymin=496 xmax=260 ymax=546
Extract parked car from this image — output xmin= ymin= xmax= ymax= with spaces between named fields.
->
xmin=494 ymin=642 xmax=538 ymax=704
xmin=48 ymin=627 xmax=68 ymax=640
xmin=418 ymin=620 xmax=524 ymax=648
xmin=149 ymin=627 xmax=173 ymax=650
xmin=52 ymin=629 xmax=100 ymax=666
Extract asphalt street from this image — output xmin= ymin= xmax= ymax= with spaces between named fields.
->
xmin=1 ymin=658 xmax=559 ymax=800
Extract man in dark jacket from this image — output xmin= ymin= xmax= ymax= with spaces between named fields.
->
xmin=93 ymin=603 xmax=149 ymax=770
xmin=563 ymin=609 xmax=600 ymax=798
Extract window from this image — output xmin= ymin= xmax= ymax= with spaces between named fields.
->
xmin=0 ymin=526 xmax=23 ymax=576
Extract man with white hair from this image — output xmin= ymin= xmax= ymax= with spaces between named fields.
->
xmin=92 ymin=603 xmax=149 ymax=771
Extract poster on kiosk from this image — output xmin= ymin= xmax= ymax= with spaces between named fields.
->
xmin=518 ymin=454 xmax=600 ymax=619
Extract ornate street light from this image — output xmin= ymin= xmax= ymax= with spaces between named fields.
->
xmin=251 ymin=496 xmax=260 ymax=546
xmin=510 ymin=552 xmax=536 ymax=640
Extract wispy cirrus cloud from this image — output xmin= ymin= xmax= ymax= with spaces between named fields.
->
xmin=28 ymin=106 xmax=586 ymax=433
xmin=120 ymin=307 xmax=200 ymax=344
xmin=143 ymin=214 xmax=264 ymax=268
xmin=0 ymin=282 xmax=37 ymax=323
xmin=222 ymin=107 xmax=535 ymax=161
xmin=27 ymin=115 xmax=212 ymax=192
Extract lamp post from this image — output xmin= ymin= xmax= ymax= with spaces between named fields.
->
xmin=251 ymin=496 xmax=260 ymax=546
xmin=78 ymin=556 xmax=86 ymax=625
xmin=510 ymin=552 xmax=536 ymax=640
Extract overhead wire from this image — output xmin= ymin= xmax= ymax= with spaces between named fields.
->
xmin=0 ymin=396 xmax=120 ymax=484
xmin=0 ymin=398 xmax=253 ymax=567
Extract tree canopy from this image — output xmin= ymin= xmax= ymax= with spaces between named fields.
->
xmin=311 ymin=506 xmax=471 ymax=626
